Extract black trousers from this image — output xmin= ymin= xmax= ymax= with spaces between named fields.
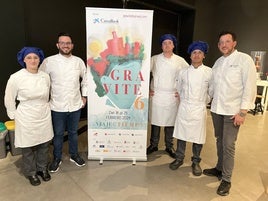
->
xmin=150 ymin=125 xmax=174 ymax=148
xmin=21 ymin=141 xmax=50 ymax=177
xmin=175 ymin=139 xmax=203 ymax=164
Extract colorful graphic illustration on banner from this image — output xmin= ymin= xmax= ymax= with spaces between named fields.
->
xmin=86 ymin=7 xmax=153 ymax=161
xmin=87 ymin=31 xmax=144 ymax=109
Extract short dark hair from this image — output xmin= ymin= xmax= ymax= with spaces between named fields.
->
xmin=57 ymin=32 xmax=73 ymax=42
xmin=218 ymin=30 xmax=236 ymax=41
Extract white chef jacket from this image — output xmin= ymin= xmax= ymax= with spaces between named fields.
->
xmin=210 ymin=50 xmax=256 ymax=115
xmin=149 ymin=53 xmax=189 ymax=126
xmin=39 ymin=54 xmax=88 ymax=112
xmin=173 ymin=65 xmax=212 ymax=144
xmin=4 ymin=69 xmax=53 ymax=147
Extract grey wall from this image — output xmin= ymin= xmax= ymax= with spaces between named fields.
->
xmin=2 ymin=0 xmax=268 ymax=122
xmin=0 ymin=0 xmax=25 ymax=123
xmin=193 ymin=0 xmax=268 ymax=70
xmin=0 ymin=0 xmax=194 ymax=121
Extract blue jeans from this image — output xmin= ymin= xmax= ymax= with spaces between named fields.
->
xmin=51 ymin=109 xmax=81 ymax=159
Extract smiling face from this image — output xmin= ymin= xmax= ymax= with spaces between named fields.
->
xmin=218 ymin=33 xmax=237 ymax=57
xmin=57 ymin=36 xmax=74 ymax=56
xmin=23 ymin=53 xmax=40 ymax=73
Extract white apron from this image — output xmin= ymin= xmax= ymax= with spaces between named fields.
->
xmin=5 ymin=69 xmax=53 ymax=147
xmin=149 ymin=90 xmax=179 ymax=126
xmin=15 ymin=100 xmax=53 ymax=147
xmin=149 ymin=53 xmax=187 ymax=126
xmin=173 ymin=65 xmax=211 ymax=144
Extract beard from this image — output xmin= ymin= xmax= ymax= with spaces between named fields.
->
xmin=59 ymin=48 xmax=72 ymax=56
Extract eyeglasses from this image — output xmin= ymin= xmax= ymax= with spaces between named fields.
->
xmin=58 ymin=41 xmax=73 ymax=46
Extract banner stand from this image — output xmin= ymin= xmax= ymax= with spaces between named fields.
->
xmin=89 ymin=156 xmax=145 ymax=165
xmin=86 ymin=7 xmax=153 ymax=163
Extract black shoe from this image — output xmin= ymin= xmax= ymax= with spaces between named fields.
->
xmin=169 ymin=159 xmax=183 ymax=170
xmin=146 ymin=145 xmax=158 ymax=155
xmin=28 ymin=175 xmax=41 ymax=186
xmin=217 ymin=180 xmax=231 ymax=196
xmin=165 ymin=148 xmax=176 ymax=158
xmin=191 ymin=163 xmax=202 ymax=176
xmin=203 ymin=167 xmax=222 ymax=180
xmin=70 ymin=154 xmax=86 ymax=167
xmin=49 ymin=158 xmax=62 ymax=173
xmin=37 ymin=170 xmax=51 ymax=182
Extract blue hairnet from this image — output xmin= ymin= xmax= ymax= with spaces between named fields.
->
xmin=17 ymin=47 xmax=45 ymax=68
xmin=187 ymin=41 xmax=209 ymax=54
xmin=159 ymin=34 xmax=177 ymax=46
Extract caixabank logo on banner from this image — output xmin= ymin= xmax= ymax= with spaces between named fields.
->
xmin=93 ymin=18 xmax=119 ymax=24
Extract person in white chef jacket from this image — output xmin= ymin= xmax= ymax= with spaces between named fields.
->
xmin=147 ymin=34 xmax=189 ymax=158
xmin=4 ymin=47 xmax=53 ymax=186
xmin=203 ymin=31 xmax=256 ymax=196
xmin=40 ymin=32 xmax=87 ymax=173
xmin=169 ymin=41 xmax=212 ymax=177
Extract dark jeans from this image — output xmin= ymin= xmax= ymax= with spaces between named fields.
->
xmin=211 ymin=112 xmax=239 ymax=182
xmin=149 ymin=124 xmax=174 ymax=149
xmin=174 ymin=139 xmax=203 ymax=164
xmin=51 ymin=109 xmax=81 ymax=160
xmin=21 ymin=141 xmax=50 ymax=177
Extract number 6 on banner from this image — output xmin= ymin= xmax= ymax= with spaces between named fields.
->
xmin=134 ymin=96 xmax=144 ymax=110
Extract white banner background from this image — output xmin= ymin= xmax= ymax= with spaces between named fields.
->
xmin=86 ymin=7 xmax=153 ymax=162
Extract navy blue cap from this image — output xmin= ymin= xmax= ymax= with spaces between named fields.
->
xmin=17 ymin=47 xmax=45 ymax=68
xmin=160 ymin=34 xmax=177 ymax=46
xmin=187 ymin=41 xmax=209 ymax=54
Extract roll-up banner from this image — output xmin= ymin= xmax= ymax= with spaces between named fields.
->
xmin=85 ymin=7 xmax=153 ymax=163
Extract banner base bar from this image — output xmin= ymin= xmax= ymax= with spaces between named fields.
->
xmin=88 ymin=156 xmax=147 ymax=164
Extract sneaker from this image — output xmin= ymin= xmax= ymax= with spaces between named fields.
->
xmin=70 ymin=154 xmax=85 ymax=167
xmin=146 ymin=145 xmax=158 ymax=155
xmin=203 ymin=167 xmax=222 ymax=180
xmin=49 ymin=158 xmax=62 ymax=173
xmin=217 ymin=180 xmax=231 ymax=196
